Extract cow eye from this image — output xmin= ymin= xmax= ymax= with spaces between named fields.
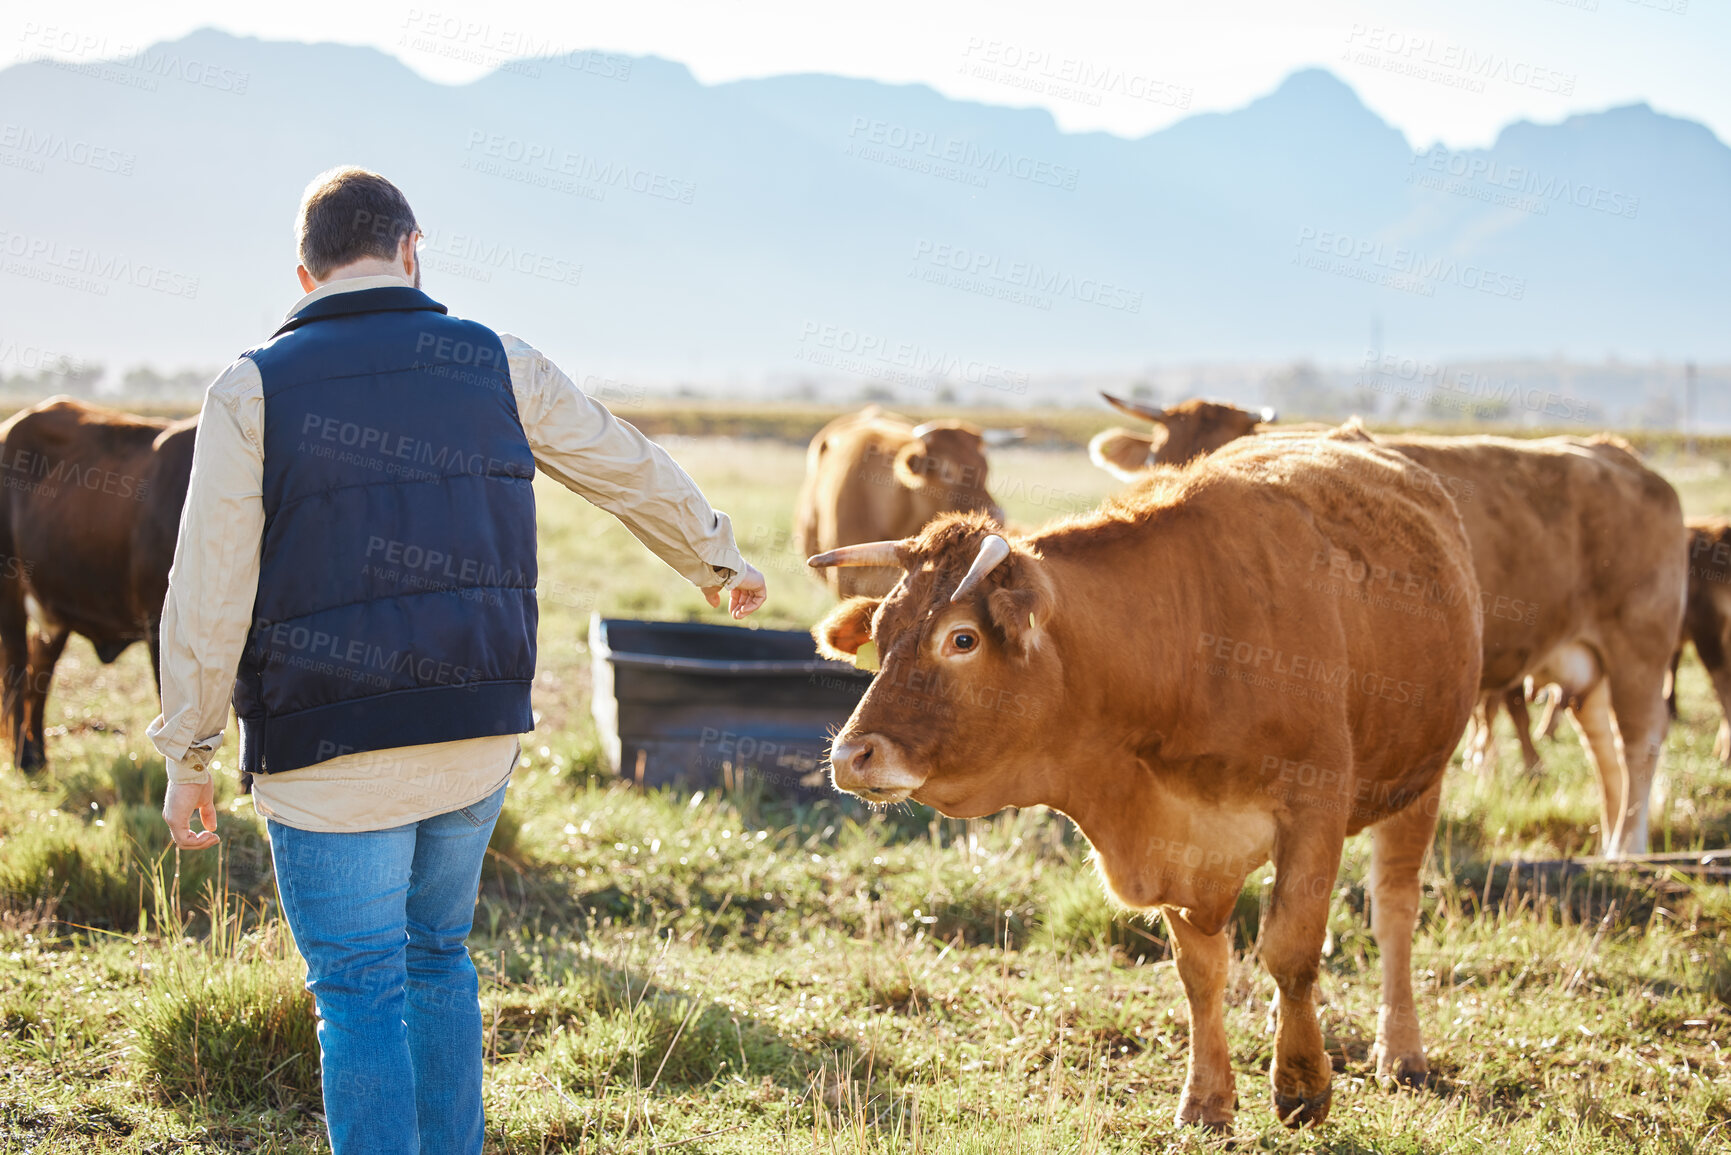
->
xmin=952 ymin=631 xmax=977 ymax=652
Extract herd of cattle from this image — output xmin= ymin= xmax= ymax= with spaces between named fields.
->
xmin=798 ymin=395 xmax=1725 ymax=1127
xmin=0 ymin=391 xmax=1725 ymax=1128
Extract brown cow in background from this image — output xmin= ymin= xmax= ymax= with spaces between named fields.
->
xmin=795 ymin=407 xmax=1011 ymax=599
xmin=810 ymin=430 xmax=1483 ymax=1128
xmin=0 ymin=398 xmax=195 ymax=771
xmin=1675 ymin=519 xmax=1731 ymax=760
xmin=1092 ymin=399 xmax=1687 ymax=857
xmin=1089 ymin=394 xmax=1279 ymax=479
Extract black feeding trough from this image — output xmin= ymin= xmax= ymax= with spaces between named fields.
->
xmin=587 ymin=614 xmax=873 ymax=792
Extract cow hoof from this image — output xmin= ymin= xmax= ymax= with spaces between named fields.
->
xmin=1175 ymin=1092 xmax=1234 ymax=1131
xmin=1373 ymin=1048 xmax=1429 ymax=1087
xmin=1272 ymin=1085 xmax=1332 ymax=1128
xmin=18 ymin=752 xmax=45 ymax=775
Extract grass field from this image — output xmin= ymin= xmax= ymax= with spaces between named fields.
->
xmin=1 ymin=430 xmax=1730 ymax=1152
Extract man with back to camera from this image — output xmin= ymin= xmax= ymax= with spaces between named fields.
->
xmin=147 ymin=166 xmax=768 ymax=1154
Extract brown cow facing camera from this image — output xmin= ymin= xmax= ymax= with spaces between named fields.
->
xmin=794 ymin=407 xmax=1009 ymax=599
xmin=809 ymin=429 xmax=1482 ymax=1130
xmin=0 ymin=398 xmax=196 ymax=771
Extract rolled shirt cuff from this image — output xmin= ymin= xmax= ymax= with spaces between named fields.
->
xmin=160 ymin=728 xmax=223 ymax=785
xmin=167 ymin=761 xmax=214 ymax=787
xmin=696 ymin=545 xmax=748 ymax=589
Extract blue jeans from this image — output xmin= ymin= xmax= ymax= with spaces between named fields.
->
xmin=267 ymin=782 xmax=506 ymax=1155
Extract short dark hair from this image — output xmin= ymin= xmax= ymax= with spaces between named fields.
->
xmin=296 ymin=167 xmax=418 ymax=280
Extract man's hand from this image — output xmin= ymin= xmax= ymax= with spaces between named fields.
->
xmin=703 ymin=562 xmax=768 ymax=620
xmin=163 ymin=779 xmax=220 ymax=850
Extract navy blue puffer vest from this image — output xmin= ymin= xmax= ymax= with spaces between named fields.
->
xmin=233 ymin=285 xmax=538 ymax=776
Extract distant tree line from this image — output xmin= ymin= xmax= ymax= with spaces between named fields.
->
xmin=0 ymin=363 xmax=215 ymax=402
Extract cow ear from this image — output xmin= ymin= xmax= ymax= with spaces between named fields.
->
xmin=814 ymin=596 xmax=880 ymax=660
xmin=893 ymin=441 xmax=930 ymax=489
xmin=985 ymin=561 xmax=1055 ymax=656
xmin=1088 ymin=428 xmax=1155 ymax=481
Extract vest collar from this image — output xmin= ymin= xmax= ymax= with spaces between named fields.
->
xmin=274 ymin=285 xmax=449 ymax=337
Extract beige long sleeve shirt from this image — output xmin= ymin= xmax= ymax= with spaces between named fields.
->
xmin=146 ymin=274 xmax=747 ymax=832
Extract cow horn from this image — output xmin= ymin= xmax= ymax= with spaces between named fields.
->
xmin=949 ymin=534 xmax=1011 ymax=603
xmin=1260 ymin=406 xmax=1279 ymax=423
xmin=909 ymin=421 xmax=941 ymax=440
xmin=1100 ymin=392 xmax=1166 ymax=423
xmin=808 ymin=540 xmax=908 ymax=569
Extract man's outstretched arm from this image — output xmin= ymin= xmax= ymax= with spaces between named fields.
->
xmin=502 ymin=335 xmax=766 ymax=617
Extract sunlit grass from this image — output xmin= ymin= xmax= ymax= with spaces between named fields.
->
xmin=0 ymin=438 xmax=1726 ymax=1151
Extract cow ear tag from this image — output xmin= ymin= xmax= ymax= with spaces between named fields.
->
xmin=854 ymin=641 xmax=880 ymax=672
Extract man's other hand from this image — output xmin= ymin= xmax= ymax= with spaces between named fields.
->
xmin=163 ymin=779 xmax=221 ymax=850
xmin=703 ymin=562 xmax=768 ymax=619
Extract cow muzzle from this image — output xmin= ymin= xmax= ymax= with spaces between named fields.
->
xmin=829 ymin=734 xmax=929 ymax=804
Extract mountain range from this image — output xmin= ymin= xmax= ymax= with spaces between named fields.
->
xmin=1 ymin=29 xmax=1726 ymax=407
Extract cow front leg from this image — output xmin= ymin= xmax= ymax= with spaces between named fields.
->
xmin=0 ymin=590 xmax=29 ymax=772
xmin=1162 ymin=906 xmax=1235 ymax=1129
xmin=1368 ymin=777 xmax=1441 ymax=1084
xmin=1261 ymin=826 xmax=1342 ymax=1127
xmin=19 ymin=625 xmax=68 ymax=772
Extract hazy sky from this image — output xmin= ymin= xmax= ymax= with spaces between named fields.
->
xmin=6 ymin=0 xmax=1726 ymax=148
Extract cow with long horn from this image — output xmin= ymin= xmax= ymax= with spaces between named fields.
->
xmin=1089 ymin=393 xmax=1280 ymax=480
xmin=795 ymin=407 xmax=1012 ymax=599
xmin=809 ymin=428 xmax=1483 ymax=1131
